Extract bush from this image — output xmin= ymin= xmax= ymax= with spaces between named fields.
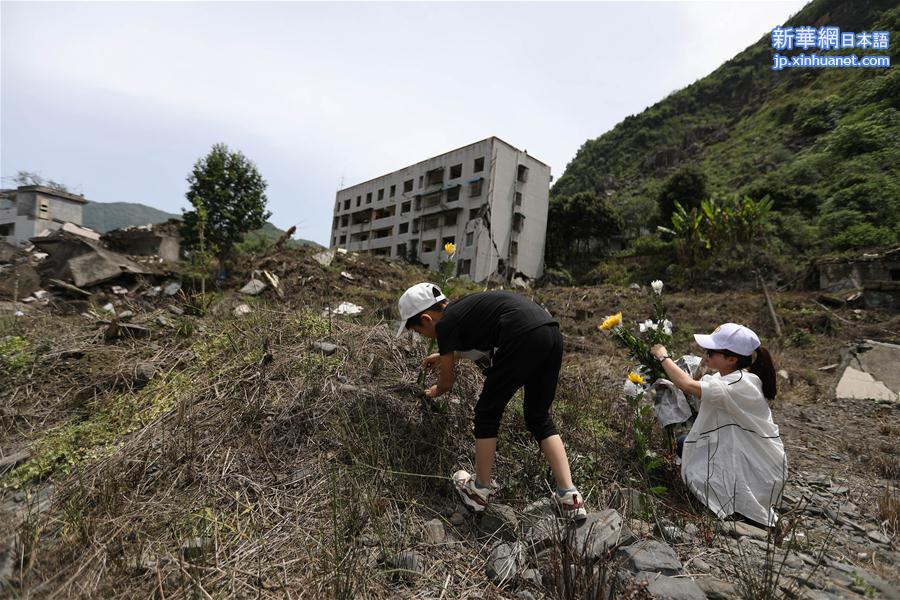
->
xmin=584 ymin=261 xmax=630 ymax=286
xmin=629 ymin=235 xmax=673 ymax=256
xmin=793 ymin=95 xmax=838 ymax=136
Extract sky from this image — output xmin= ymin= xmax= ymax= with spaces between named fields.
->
xmin=1 ymin=1 xmax=808 ymax=245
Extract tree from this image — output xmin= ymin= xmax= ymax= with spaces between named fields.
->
xmin=180 ymin=144 xmax=271 ymax=261
xmin=656 ymin=164 xmax=708 ymax=224
xmin=546 ymin=191 xmax=622 ymax=266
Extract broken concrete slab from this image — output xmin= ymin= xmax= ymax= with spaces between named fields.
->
xmin=101 ymin=224 xmax=180 ymax=263
xmin=835 ymin=366 xmax=898 ymax=402
xmin=30 ymin=231 xmax=154 ymax=288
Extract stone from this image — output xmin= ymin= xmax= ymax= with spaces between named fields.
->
xmin=111 ymin=285 xmax=128 ymax=295
xmin=101 ymin=302 xmax=115 ymax=314
xmin=163 ymin=281 xmax=181 ymax=296
xmin=807 ymin=473 xmax=832 ymax=487
xmin=630 ymin=518 xmax=654 ymax=538
xmin=167 ymin=305 xmax=184 ymax=316
xmin=835 ymin=366 xmax=897 ymax=402
xmin=696 ymin=576 xmax=737 ymax=599
xmin=485 ymin=542 xmax=522 ymax=586
xmin=572 ymin=509 xmax=634 ymax=559
xmin=866 ymin=530 xmax=890 ymax=545
xmin=117 ymin=310 xmax=134 ymax=319
xmin=311 ymin=250 xmax=335 ymax=266
xmin=233 ymin=303 xmax=252 ymax=316
xmin=521 ymin=568 xmax=542 ymax=586
xmin=423 ymin=518 xmax=446 ymax=544
xmin=617 ymin=540 xmax=683 ymax=575
xmin=240 ymin=279 xmax=267 ymax=295
xmin=632 ymin=571 xmax=706 ymax=600
xmin=133 ymin=362 xmax=157 ymax=387
xmin=312 ymin=342 xmax=339 ymax=356
xmin=476 ymin=503 xmax=519 ymax=541
xmin=340 ymin=271 xmax=355 ymax=280
xmin=727 ymin=520 xmax=769 ymax=541
xmin=387 ymin=551 xmax=424 ymax=582
xmin=449 ymin=512 xmax=465 ymax=526
xmin=690 ymin=558 xmax=710 ymax=573
xmin=611 ymin=486 xmax=654 ymax=516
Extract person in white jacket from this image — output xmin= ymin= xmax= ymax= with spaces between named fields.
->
xmin=651 ymin=323 xmax=787 ymax=527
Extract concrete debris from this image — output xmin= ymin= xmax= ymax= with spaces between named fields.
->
xmin=312 ymin=249 xmax=335 ymax=266
xmin=101 ymin=303 xmax=115 ymax=314
xmin=101 ymin=223 xmax=180 ymax=263
xmin=111 ymin=285 xmax=128 ymax=295
xmin=37 ymin=222 xmax=101 ymax=241
xmin=240 ymin=278 xmax=267 ymax=295
xmin=835 ymin=340 xmax=900 ymax=402
xmin=325 ymin=301 xmax=363 ymax=316
xmin=835 ymin=366 xmax=897 ymax=402
xmin=262 ymin=270 xmax=283 ymax=298
xmin=30 ymin=231 xmax=154 ymax=288
xmin=233 ymin=303 xmax=252 ymax=316
xmin=312 ymin=341 xmax=339 ymax=356
xmin=163 ymin=281 xmax=181 ymax=296
xmin=340 ymin=271 xmax=354 ymax=280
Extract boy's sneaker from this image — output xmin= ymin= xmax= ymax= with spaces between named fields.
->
xmin=452 ymin=469 xmax=494 ymax=512
xmin=555 ymin=489 xmax=588 ymax=520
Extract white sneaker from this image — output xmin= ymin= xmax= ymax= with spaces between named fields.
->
xmin=555 ymin=489 xmax=588 ymax=520
xmin=452 ymin=469 xmax=494 ymax=512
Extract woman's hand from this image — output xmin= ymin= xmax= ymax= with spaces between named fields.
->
xmin=650 ymin=344 xmax=669 ymax=360
xmin=421 ymin=353 xmax=441 ymax=369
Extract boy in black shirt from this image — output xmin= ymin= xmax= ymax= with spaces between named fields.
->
xmin=396 ymin=282 xmax=587 ymax=519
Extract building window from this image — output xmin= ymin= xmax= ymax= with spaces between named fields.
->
xmin=450 ymin=164 xmax=462 ymax=179
xmin=356 ymin=196 xmax=361 ymax=207
xmin=0 ymin=223 xmax=15 ymax=237
xmin=446 ymin=186 xmax=460 ymax=202
xmin=517 ymin=165 xmax=529 ymax=183
xmin=422 ymin=239 xmax=436 ymax=253
xmin=366 ymin=192 xmax=373 ymax=204
xmin=401 ymin=201 xmax=411 ymax=214
xmin=390 ymin=184 xmax=396 ymax=197
xmin=418 ymin=175 xmax=424 ymax=188
xmin=474 ymin=157 xmax=485 ymax=172
xmin=339 ymin=234 xmax=347 ymax=244
xmin=515 ymin=192 xmax=522 ymax=206
xmin=403 ymin=179 xmax=413 ymax=193
xmin=466 ymin=231 xmax=474 ymax=246
xmin=341 ymin=215 xmax=349 ymax=227
xmin=469 ymin=179 xmax=483 ymax=197
xmin=442 ymin=235 xmax=455 ymax=247
xmin=422 ymin=191 xmax=441 ymax=209
xmin=423 ymin=215 xmax=440 ymax=230
xmin=396 ymin=243 xmax=407 ymax=257
xmin=37 ymin=198 xmax=50 ymax=219
xmin=444 ymin=212 xmax=457 ymax=227
xmin=469 ymin=207 xmax=483 ymax=220
xmin=458 ymin=259 xmax=471 ymax=276
xmin=513 ymin=212 xmax=525 ymax=232
xmin=510 ymin=241 xmax=518 ymax=256
xmin=378 ymin=188 xmax=385 ymax=201
xmin=426 ymin=167 xmax=444 ymax=186
xmin=399 ymin=222 xmax=409 ymax=234
xmin=344 ymin=199 xmax=351 ymax=210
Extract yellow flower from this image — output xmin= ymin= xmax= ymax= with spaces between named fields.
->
xmin=598 ymin=312 xmax=622 ymax=331
xmin=628 ymin=371 xmax=645 ymax=385
xmin=443 ymin=242 xmax=456 ymax=256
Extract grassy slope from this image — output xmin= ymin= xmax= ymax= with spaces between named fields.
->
xmin=552 ymin=0 xmax=900 ymax=251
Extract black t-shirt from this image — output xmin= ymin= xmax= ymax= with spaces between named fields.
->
xmin=435 ymin=291 xmax=557 ymax=356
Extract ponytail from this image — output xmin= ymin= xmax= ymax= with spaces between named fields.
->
xmin=749 ymin=346 xmax=777 ymax=401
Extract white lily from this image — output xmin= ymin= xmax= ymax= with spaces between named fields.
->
xmin=651 ymin=280 xmax=664 ymax=295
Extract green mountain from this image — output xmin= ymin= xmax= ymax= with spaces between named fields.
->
xmin=82 ymin=201 xmax=320 ymax=248
xmin=83 ymin=201 xmax=179 ymax=232
xmin=552 ymin=0 xmax=899 ymax=260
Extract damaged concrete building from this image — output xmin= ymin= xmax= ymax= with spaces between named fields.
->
xmin=30 ymin=231 xmax=154 ymax=289
xmin=101 ymin=220 xmax=181 ymax=263
xmin=0 ymin=185 xmax=92 ymax=247
xmin=817 ymin=247 xmax=900 ymax=309
xmin=329 ymin=137 xmax=552 ymax=282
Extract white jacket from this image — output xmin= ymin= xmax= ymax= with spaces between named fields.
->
xmin=681 ymin=369 xmax=787 ymax=527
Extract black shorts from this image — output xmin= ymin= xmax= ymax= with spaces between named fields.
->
xmin=473 ymin=323 xmax=562 ymax=442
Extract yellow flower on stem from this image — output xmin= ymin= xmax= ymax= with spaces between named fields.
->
xmin=598 ymin=312 xmax=622 ymax=331
xmin=628 ymin=371 xmax=645 ymax=385
xmin=443 ymin=242 xmax=456 ymax=256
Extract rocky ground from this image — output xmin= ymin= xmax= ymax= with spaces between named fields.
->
xmin=1 ymin=245 xmax=897 ymax=598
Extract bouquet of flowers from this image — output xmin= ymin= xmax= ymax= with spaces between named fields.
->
xmin=597 ymin=280 xmax=673 ymax=384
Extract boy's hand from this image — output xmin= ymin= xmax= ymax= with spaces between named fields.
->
xmin=421 ymin=353 xmax=441 ymax=369
xmin=425 ymin=385 xmax=441 ymax=398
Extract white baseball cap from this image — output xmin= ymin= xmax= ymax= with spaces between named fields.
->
xmin=396 ymin=282 xmax=447 ymax=337
xmin=693 ymin=323 xmax=760 ymax=357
